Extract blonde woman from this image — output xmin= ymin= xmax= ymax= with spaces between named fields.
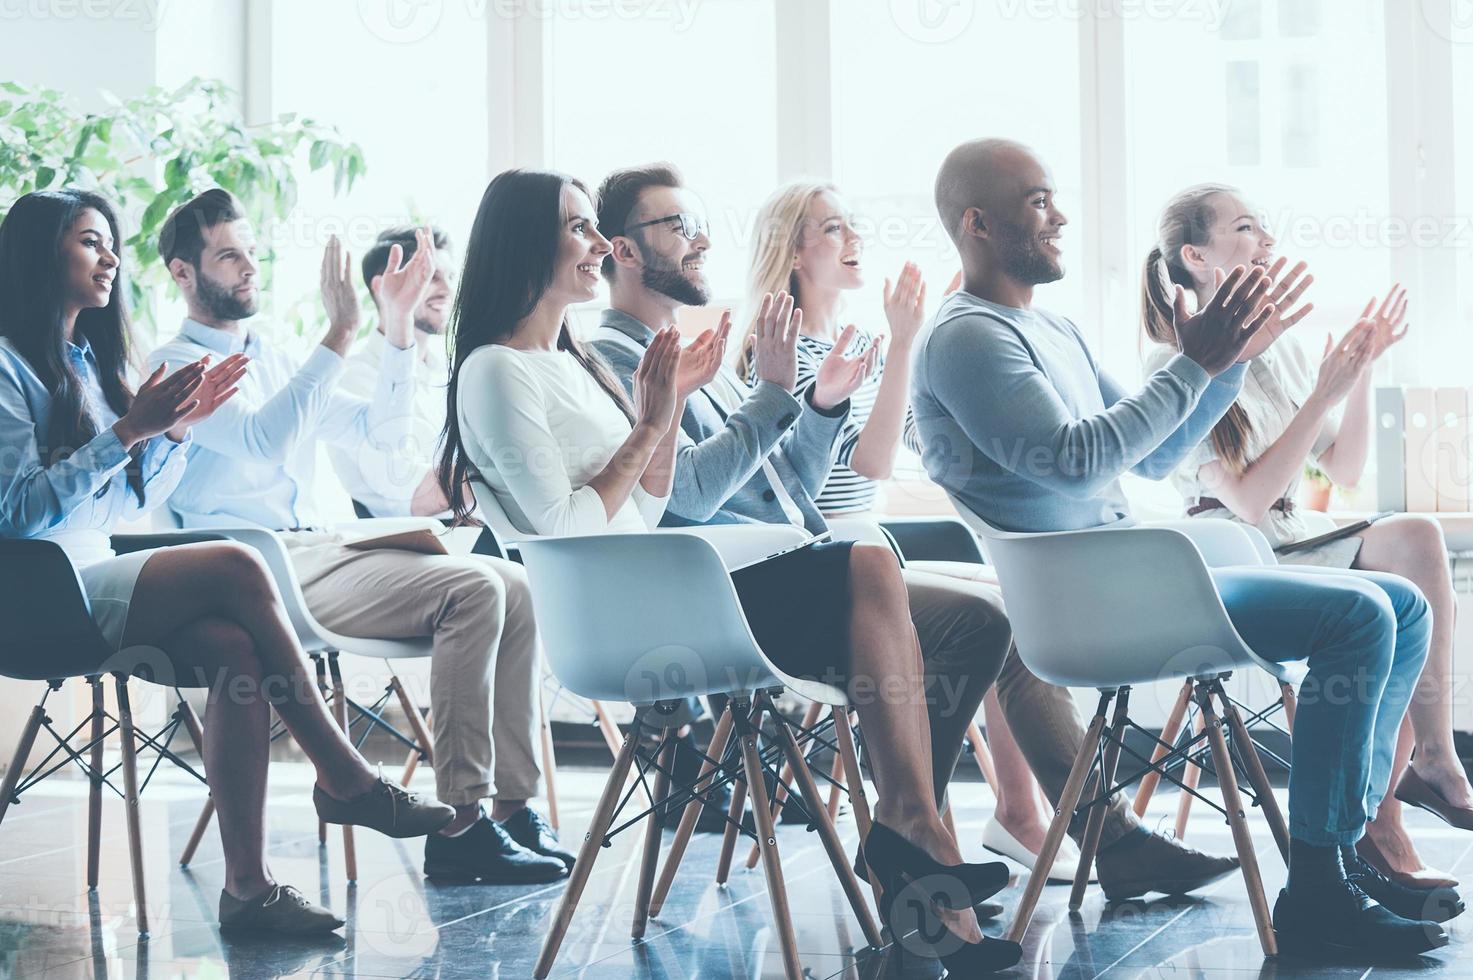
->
xmin=1141 ymin=183 xmax=1469 ymax=891
xmin=736 ymin=180 xmax=1088 ymax=882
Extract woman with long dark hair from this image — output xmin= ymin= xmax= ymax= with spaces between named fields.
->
xmin=1140 ymin=183 xmax=1468 ymax=891
xmin=439 ymin=169 xmax=1022 ymax=974
xmin=0 ymin=190 xmax=453 ymax=935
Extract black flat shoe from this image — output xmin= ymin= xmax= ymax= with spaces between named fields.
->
xmin=1272 ymin=883 xmax=1448 ymax=958
xmin=423 ymin=814 xmax=568 ymax=884
xmin=1343 ymin=848 xmax=1464 ymax=924
xmin=501 ymin=806 xmax=576 ymax=871
xmin=880 ymin=869 xmax=1022 ymax=975
xmin=863 ymin=822 xmax=1010 ymax=911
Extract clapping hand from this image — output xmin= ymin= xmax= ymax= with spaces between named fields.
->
xmin=1172 ymin=265 xmax=1276 ymax=376
xmin=882 ymin=262 xmax=927 ymax=348
xmin=320 ymin=235 xmax=361 ymax=356
xmin=749 ymin=291 xmax=801 ymax=392
xmin=675 ymin=311 xmax=731 ymax=399
xmin=1311 ymin=320 xmax=1377 ymax=405
xmin=166 ymin=353 xmax=249 ymax=439
xmin=1361 ymin=284 xmax=1409 ymax=363
xmin=812 ymin=324 xmax=879 ymax=411
xmin=1235 ymin=257 xmax=1315 ymax=362
xmin=374 ymin=225 xmax=437 ymax=349
xmin=114 ymin=358 xmax=210 ymax=449
xmin=633 ymin=326 xmax=683 ymax=433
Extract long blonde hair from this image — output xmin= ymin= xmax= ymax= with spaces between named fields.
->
xmin=736 ymin=179 xmax=836 ymax=382
xmin=1140 ymin=182 xmax=1256 ymax=473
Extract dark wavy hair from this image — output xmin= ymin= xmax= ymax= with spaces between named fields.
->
xmin=0 ymin=190 xmax=145 ymax=502
xmin=438 ymin=169 xmax=632 ymax=525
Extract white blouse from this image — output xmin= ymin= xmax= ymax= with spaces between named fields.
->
xmin=455 ymin=344 xmax=668 ymax=536
xmin=1144 ymin=337 xmax=1341 ymax=547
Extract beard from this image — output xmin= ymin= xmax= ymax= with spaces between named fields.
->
xmin=195 ymin=269 xmax=259 ymax=320
xmin=994 ymin=220 xmax=1064 ymax=286
xmin=413 ymin=314 xmax=445 ymax=335
xmin=641 ymin=253 xmax=710 ymax=307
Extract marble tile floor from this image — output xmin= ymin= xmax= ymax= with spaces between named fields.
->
xmin=0 ymin=762 xmax=1469 ymax=979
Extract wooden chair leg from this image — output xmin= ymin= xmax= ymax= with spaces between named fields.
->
xmin=327 ymin=655 xmax=357 ymax=883
xmin=0 ymin=702 xmax=47 ymax=827
xmin=1175 ymin=708 xmax=1206 ymax=840
xmin=1070 ymin=688 xmax=1131 ymax=910
xmin=539 ymin=691 xmax=560 ymax=832
xmin=86 ymin=678 xmax=106 ymax=889
xmin=632 ymin=736 xmax=675 ymax=939
xmin=825 ymin=749 xmax=844 ymax=818
xmin=591 ymin=699 xmax=624 ymax=759
xmin=113 ymin=676 xmax=149 ymax=935
xmin=533 ymin=727 xmax=642 ymax=979
xmin=389 ymin=674 xmax=434 ymax=789
xmin=174 ymin=695 xmax=213 ymax=868
xmin=832 ymin=707 xmax=881 ymax=910
xmin=1217 ymin=686 xmax=1290 ymax=865
xmin=747 ymin=700 xmax=822 ymax=870
xmin=650 ymin=705 xmax=734 ymax=918
xmin=1132 ymin=679 xmax=1192 ymax=818
xmin=966 ymin=721 xmax=1000 ymax=789
xmin=736 ymin=702 xmax=802 ymax=980
xmin=1006 ymin=689 xmax=1114 ymax=945
xmin=1198 ymin=683 xmax=1277 ymax=956
xmin=718 ymin=698 xmax=765 ymax=884
xmin=766 ymin=695 xmax=882 ymax=948
xmin=1280 ymin=682 xmax=1297 ymax=733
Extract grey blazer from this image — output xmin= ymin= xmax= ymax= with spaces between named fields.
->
xmin=591 ymin=309 xmax=849 ymax=534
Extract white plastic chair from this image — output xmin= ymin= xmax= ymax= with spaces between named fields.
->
xmin=515 ymin=530 xmax=882 ymax=980
xmin=950 ymin=496 xmax=1297 ymax=958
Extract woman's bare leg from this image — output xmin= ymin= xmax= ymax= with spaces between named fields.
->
xmin=844 ymin=544 xmax=982 ymax=943
xmin=1353 ymin=516 xmax=1468 ymax=871
xmin=121 ymin=543 xmax=378 ymax=802
xmin=983 ymin=688 xmax=1055 ymax=851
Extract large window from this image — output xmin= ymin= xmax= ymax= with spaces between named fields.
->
xmin=268 ymin=0 xmax=489 ymax=340
xmin=547 ymin=0 xmax=779 ymax=306
xmin=1122 ymin=0 xmax=1391 ymax=378
xmin=830 ymin=3 xmax=1084 ymax=331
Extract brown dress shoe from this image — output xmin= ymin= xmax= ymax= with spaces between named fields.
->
xmin=219 ymin=884 xmax=344 ymax=935
xmin=314 ymin=777 xmax=455 ymax=838
xmin=1095 ymin=831 xmax=1239 ymax=901
xmin=1357 ymin=831 xmax=1460 ymax=890
xmin=1393 ymin=766 xmax=1473 ymax=832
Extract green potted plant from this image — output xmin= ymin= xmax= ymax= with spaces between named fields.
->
xmin=1302 ymin=462 xmax=1333 ymax=512
xmin=0 ymin=77 xmax=365 ymax=342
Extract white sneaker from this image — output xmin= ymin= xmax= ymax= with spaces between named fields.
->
xmin=981 ymin=817 xmax=1095 ymax=884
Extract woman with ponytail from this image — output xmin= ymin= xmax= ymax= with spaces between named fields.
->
xmin=1140 ymin=183 xmax=1470 ymax=889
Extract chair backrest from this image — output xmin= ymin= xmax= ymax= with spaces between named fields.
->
xmin=0 ymin=540 xmax=114 ymax=681
xmin=514 ymin=533 xmax=784 ymax=704
xmin=880 ymin=516 xmax=987 ymax=564
xmin=947 ymin=495 xmax=1263 ymax=688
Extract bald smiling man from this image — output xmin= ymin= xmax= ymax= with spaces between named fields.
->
xmin=912 ymin=138 xmax=1458 ymax=957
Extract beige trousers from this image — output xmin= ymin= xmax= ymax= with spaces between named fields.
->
xmin=287 ymin=535 xmax=541 ymax=806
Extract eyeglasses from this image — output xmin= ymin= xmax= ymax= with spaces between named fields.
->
xmin=625 ymin=212 xmax=709 ymax=242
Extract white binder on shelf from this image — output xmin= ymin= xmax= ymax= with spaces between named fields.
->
xmin=1404 ymin=387 xmax=1439 ymax=513
xmin=1376 ymin=387 xmax=1405 ymax=512
xmin=1434 ymin=388 xmax=1470 ymax=513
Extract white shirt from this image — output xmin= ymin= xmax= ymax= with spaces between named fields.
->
xmin=327 ymin=329 xmax=449 ymax=518
xmin=148 ymin=319 xmax=418 ymax=530
xmin=456 ymin=344 xmax=668 ymax=535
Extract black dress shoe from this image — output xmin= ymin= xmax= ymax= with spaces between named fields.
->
xmin=1343 ymin=847 xmax=1464 ymax=923
xmin=424 ymin=814 xmax=568 ymax=884
xmin=1273 ymin=882 xmax=1448 ymax=958
xmin=1095 ymin=831 xmax=1239 ymax=901
xmin=501 ymin=807 xmax=577 ymax=871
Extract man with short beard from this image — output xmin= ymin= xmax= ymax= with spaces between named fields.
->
xmin=147 ymin=190 xmax=574 ymax=886
xmin=327 ymin=225 xmax=456 ymax=518
xmin=915 ymin=138 xmax=1453 ymax=956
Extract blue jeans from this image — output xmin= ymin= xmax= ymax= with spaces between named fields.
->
xmin=1210 ymin=565 xmax=1431 ymax=846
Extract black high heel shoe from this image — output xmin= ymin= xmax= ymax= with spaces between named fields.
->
xmin=863 ymin=822 xmax=1011 ymax=911
xmin=866 ymin=824 xmax=1022 ymax=975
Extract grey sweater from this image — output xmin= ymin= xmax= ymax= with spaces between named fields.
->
xmin=591 ymin=309 xmax=848 ymax=534
xmin=910 ymin=291 xmax=1247 ymax=532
